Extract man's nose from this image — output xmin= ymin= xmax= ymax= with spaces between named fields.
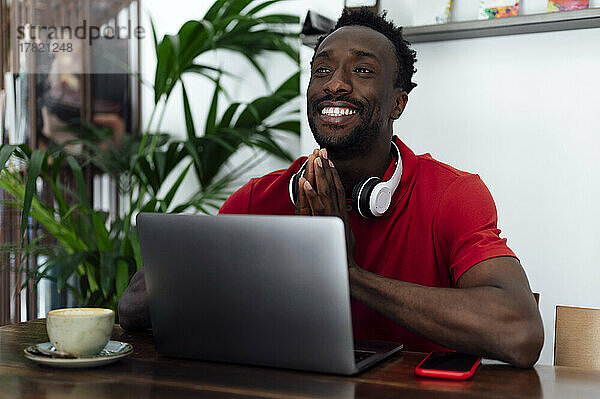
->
xmin=323 ymin=69 xmax=352 ymax=95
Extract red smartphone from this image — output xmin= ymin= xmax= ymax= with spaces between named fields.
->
xmin=415 ymin=351 xmax=481 ymax=380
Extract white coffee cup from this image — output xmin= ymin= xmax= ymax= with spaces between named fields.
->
xmin=46 ymin=308 xmax=114 ymax=356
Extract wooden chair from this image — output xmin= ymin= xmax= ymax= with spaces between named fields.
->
xmin=554 ymin=305 xmax=600 ymax=369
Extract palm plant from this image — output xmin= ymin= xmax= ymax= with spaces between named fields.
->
xmin=0 ymin=0 xmax=300 ymax=310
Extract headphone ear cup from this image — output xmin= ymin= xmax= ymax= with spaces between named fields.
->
xmin=289 ymin=160 xmax=308 ymax=205
xmin=351 ymin=178 xmax=368 ymax=212
xmin=291 ymin=172 xmax=301 ymax=205
xmin=352 ymin=177 xmax=381 ymax=218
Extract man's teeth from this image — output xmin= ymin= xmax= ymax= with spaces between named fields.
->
xmin=321 ymin=107 xmax=357 ymax=117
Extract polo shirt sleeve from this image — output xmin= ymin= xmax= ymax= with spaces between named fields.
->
xmin=218 ymin=179 xmax=255 ymax=214
xmin=436 ymin=174 xmax=517 ymax=285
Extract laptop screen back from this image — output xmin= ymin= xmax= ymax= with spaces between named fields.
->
xmin=137 ymin=213 xmax=357 ymax=374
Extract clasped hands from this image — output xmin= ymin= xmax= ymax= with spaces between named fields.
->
xmin=295 ymin=149 xmax=357 ymax=269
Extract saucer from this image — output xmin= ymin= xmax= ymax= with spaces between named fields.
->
xmin=24 ymin=340 xmax=133 ymax=368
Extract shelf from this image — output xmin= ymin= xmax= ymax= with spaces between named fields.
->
xmin=301 ymin=8 xmax=600 ymax=47
xmin=404 ymin=8 xmax=600 ymax=43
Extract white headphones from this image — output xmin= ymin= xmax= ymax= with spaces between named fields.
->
xmin=289 ymin=141 xmax=403 ymax=218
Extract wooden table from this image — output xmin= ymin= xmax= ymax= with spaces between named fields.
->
xmin=2 ymin=320 xmax=600 ymax=398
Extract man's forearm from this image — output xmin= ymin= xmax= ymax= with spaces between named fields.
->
xmin=348 ymin=264 xmax=543 ymax=368
xmin=118 ymin=269 xmax=151 ymax=331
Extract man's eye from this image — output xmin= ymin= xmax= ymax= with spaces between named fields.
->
xmin=315 ymin=67 xmax=330 ymax=74
xmin=354 ymin=67 xmax=372 ymax=73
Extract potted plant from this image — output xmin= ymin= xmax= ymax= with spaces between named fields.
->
xmin=0 ymin=0 xmax=300 ymax=311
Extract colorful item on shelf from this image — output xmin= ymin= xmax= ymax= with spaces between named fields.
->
xmin=479 ymin=0 xmax=520 ymax=19
xmin=547 ymin=0 xmax=589 ymax=12
xmin=414 ymin=1 xmax=454 ymax=26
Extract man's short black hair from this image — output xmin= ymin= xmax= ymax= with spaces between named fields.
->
xmin=311 ymin=8 xmax=417 ymax=93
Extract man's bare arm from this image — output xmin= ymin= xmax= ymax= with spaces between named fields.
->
xmin=118 ymin=269 xmax=151 ymax=330
xmin=302 ymin=151 xmax=543 ymax=367
xmin=349 ymin=256 xmax=544 ymax=368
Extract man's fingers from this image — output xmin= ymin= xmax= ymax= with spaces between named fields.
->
xmin=319 ymin=147 xmax=345 ymax=211
xmin=300 ymin=148 xmax=346 ymax=217
xmin=318 ymin=150 xmax=355 ymax=262
xmin=305 ymin=154 xmax=316 ymax=194
xmin=313 ymin=157 xmax=332 ymax=206
xmin=295 ymin=177 xmax=311 ymax=215
xmin=304 ymin=149 xmax=321 ymax=193
xmin=328 ymin=160 xmax=347 ymax=211
xmin=318 ymin=149 xmax=342 ymax=206
xmin=303 ymin=179 xmax=325 ymax=215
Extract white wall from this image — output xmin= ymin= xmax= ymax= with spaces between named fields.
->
xmin=300 ymin=4 xmax=600 ymax=365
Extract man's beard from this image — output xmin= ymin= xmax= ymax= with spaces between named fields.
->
xmin=307 ymin=95 xmax=382 ymax=159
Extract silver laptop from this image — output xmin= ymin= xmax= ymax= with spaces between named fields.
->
xmin=137 ymin=212 xmax=402 ymax=375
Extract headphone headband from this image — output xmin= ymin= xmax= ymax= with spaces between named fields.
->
xmin=365 ymin=141 xmax=402 ymax=217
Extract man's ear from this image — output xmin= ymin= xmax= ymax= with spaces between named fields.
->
xmin=390 ymin=90 xmax=408 ymax=120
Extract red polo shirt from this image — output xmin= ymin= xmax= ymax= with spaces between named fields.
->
xmin=219 ymin=136 xmax=517 ymax=352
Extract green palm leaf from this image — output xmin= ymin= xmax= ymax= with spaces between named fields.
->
xmin=2 ymin=0 xmax=301 ymax=312
xmin=21 ymin=150 xmax=46 ymax=242
xmin=0 ymin=145 xmax=18 ymax=169
xmin=205 ymin=77 xmax=221 ymax=136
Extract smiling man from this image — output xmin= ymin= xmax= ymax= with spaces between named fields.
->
xmin=119 ymin=8 xmax=543 ymax=367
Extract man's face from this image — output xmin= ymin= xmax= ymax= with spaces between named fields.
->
xmin=307 ymin=26 xmax=401 ymax=156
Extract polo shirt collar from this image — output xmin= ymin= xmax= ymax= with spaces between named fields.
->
xmin=341 ymin=136 xmax=417 ymax=208
xmin=382 ymin=136 xmax=418 ymax=208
